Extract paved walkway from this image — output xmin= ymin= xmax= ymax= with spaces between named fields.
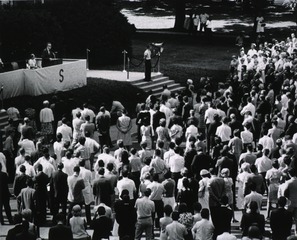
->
xmin=87 ymin=70 xmax=161 ymax=82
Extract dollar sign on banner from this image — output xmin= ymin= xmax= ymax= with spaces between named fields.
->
xmin=59 ymin=69 xmax=64 ymax=82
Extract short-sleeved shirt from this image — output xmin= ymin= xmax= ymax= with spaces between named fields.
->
xmin=135 ymin=196 xmax=155 ymax=218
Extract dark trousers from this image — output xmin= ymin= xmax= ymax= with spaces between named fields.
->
xmin=0 ymin=197 xmax=13 ymax=224
xmin=145 ymin=60 xmax=151 ymax=81
xmin=130 ymin=171 xmax=141 ymax=194
xmin=52 ymin=198 xmax=67 ymax=224
xmin=210 ymin=206 xmax=221 ymax=239
xmin=172 ymin=172 xmax=181 ymax=198
xmin=152 ymin=200 xmax=164 ymax=228
xmin=99 ymin=132 xmax=112 ymax=148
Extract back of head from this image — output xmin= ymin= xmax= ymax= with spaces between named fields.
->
xmin=98 ymin=167 xmax=105 ymax=176
xmin=201 ymin=208 xmax=209 ymax=219
xmin=171 ymin=211 xmax=180 ymax=221
xmin=55 ymin=212 xmax=66 ymax=224
xmin=249 ymin=201 xmax=258 ymax=212
xmin=164 ymin=205 xmax=173 ymax=216
xmin=248 ymin=225 xmax=261 ymax=238
xmin=73 ymin=166 xmax=80 ymax=174
xmin=13 ymin=213 xmax=23 ymax=225
xmin=97 ymin=206 xmax=106 ymax=216
xmin=278 ymin=196 xmax=287 ymax=208
xmin=193 ymin=202 xmax=202 ymax=213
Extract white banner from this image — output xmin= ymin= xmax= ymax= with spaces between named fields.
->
xmin=0 ymin=69 xmax=25 ymax=99
xmin=24 ymin=59 xmax=87 ymax=96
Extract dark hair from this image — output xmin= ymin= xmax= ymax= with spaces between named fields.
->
xmin=164 ymin=205 xmax=173 ymax=216
xmin=73 ymin=166 xmax=80 ymax=173
xmin=278 ymin=196 xmax=287 ymax=208
xmin=98 ymin=167 xmax=105 ymax=175
xmin=107 ymin=163 xmax=114 ymax=171
xmin=201 ymin=208 xmax=209 ymax=219
xmin=97 ymin=206 xmax=106 ymax=216
xmin=193 ymin=202 xmax=202 ymax=212
xmin=171 ymin=211 xmax=180 ymax=221
xmin=55 ymin=213 xmax=66 ymax=223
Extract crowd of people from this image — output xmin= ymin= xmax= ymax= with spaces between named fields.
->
xmin=2 ymin=32 xmax=297 ymax=240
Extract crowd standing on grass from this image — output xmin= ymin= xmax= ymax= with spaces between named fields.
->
xmin=3 ymin=33 xmax=297 ymax=240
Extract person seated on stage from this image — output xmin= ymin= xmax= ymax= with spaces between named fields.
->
xmin=41 ymin=42 xmax=56 ymax=68
xmin=27 ymin=54 xmax=38 ymax=69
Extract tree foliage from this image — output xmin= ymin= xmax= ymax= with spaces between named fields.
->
xmin=0 ymin=0 xmax=134 ymax=67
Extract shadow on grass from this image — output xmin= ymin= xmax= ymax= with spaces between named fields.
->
xmin=3 ymin=78 xmax=147 ymax=121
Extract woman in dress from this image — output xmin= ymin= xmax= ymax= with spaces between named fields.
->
xmin=155 ymin=118 xmax=170 ymax=150
xmin=116 ymin=109 xmax=132 ymax=150
xmin=140 ymin=117 xmax=153 ymax=150
xmin=69 ymin=205 xmax=89 ymax=240
xmin=256 ymin=15 xmax=265 ymax=34
xmin=236 ymin=162 xmax=252 ymax=211
xmin=198 ymin=169 xmax=210 ymax=210
xmin=265 ymin=159 xmax=282 ymax=219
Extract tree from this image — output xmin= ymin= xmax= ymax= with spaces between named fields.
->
xmin=174 ymin=0 xmax=186 ymax=30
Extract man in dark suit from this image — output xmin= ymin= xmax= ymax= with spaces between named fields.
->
xmin=284 ymin=168 xmax=297 ymax=233
xmin=91 ymin=206 xmax=113 ymax=240
xmin=48 ymin=213 xmax=73 ymax=240
xmin=93 ymin=168 xmax=112 ymax=207
xmin=114 ymin=190 xmax=137 ymax=240
xmin=0 ymin=162 xmax=13 ymax=225
xmin=152 ymin=105 xmax=166 ymax=131
xmin=50 ymin=163 xmax=68 ymax=224
xmin=182 ymin=96 xmax=192 ymax=124
xmin=41 ymin=42 xmax=55 ymax=67
xmin=216 ymin=196 xmax=233 ymax=235
xmin=6 ymin=214 xmax=24 ymax=240
xmin=270 ymin=197 xmax=293 ymax=240
xmin=208 ymin=169 xmax=226 ymax=238
xmin=34 ymin=164 xmax=49 ymax=225
xmin=13 ymin=165 xmax=30 ymax=197
xmin=191 ymin=147 xmax=212 ymax=181
xmin=15 ymin=221 xmax=36 ymax=240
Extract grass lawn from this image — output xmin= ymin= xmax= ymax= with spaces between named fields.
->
xmin=101 ymin=32 xmax=238 ymax=86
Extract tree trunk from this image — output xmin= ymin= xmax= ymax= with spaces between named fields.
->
xmin=174 ymin=0 xmax=186 ymax=30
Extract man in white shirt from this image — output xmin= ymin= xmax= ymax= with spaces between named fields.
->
xmin=168 ymin=147 xmax=184 ymax=192
xmin=16 ymin=155 xmax=35 ymax=177
xmin=144 ymin=44 xmax=152 ymax=81
xmin=255 ymin=148 xmax=272 ymax=179
xmin=164 ymin=142 xmax=176 ymax=166
xmin=241 ymin=97 xmax=256 ymax=117
xmin=204 ymin=102 xmax=217 ymax=125
xmin=81 ymin=103 xmax=95 ymax=122
xmin=117 ymin=169 xmax=136 ymax=200
xmin=61 ymin=151 xmax=76 ymax=176
xmin=72 ymin=111 xmax=84 ymax=145
xmin=18 ymin=138 xmax=35 ymax=156
xmin=33 ymin=152 xmax=55 ymax=178
xmin=94 ymin=146 xmax=116 ymax=171
xmin=215 ymin=117 xmax=231 ymax=144
xmin=56 ymin=117 xmax=73 ymax=143
xmin=84 ymin=131 xmax=100 ymax=170
xmin=191 ymin=208 xmax=214 ymax=240
xmin=259 ymin=129 xmax=274 ymax=151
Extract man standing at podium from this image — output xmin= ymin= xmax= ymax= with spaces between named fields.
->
xmin=41 ymin=42 xmax=55 ymax=67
